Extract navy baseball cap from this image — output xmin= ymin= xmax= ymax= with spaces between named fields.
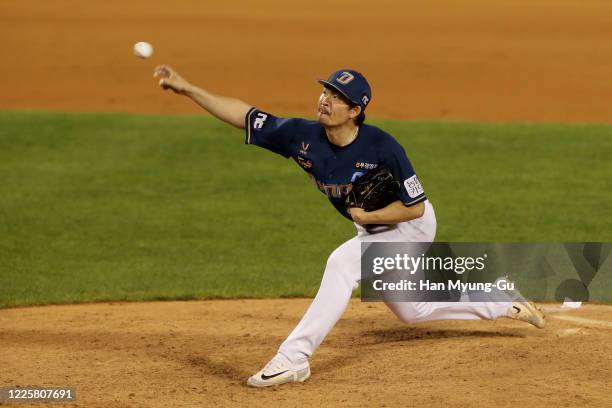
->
xmin=318 ymin=69 xmax=372 ymax=110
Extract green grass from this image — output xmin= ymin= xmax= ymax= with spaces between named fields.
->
xmin=1 ymin=111 xmax=611 ymax=307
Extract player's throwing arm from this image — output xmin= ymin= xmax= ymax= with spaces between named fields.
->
xmin=154 ymin=65 xmax=250 ymax=129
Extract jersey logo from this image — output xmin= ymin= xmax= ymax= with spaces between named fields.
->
xmin=336 ymin=72 xmax=354 ymax=85
xmin=355 ymin=162 xmax=378 ymax=170
xmin=404 ymin=175 xmax=424 ymax=198
xmin=296 ymin=156 xmax=313 ymax=170
xmin=309 ymin=175 xmax=352 ymax=198
xmin=300 ymin=142 xmax=310 ymax=155
xmin=253 ymin=113 xmax=268 ymax=130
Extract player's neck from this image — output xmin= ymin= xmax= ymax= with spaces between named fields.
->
xmin=324 ymin=122 xmax=359 ymax=147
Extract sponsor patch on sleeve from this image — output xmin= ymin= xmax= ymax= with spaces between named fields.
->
xmin=404 ymin=175 xmax=424 ymax=198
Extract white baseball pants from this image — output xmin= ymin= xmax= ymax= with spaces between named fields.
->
xmin=278 ymin=200 xmax=511 ymax=363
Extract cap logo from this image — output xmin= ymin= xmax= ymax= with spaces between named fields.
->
xmin=361 ymin=95 xmax=370 ymax=106
xmin=336 ymin=72 xmax=354 ymax=85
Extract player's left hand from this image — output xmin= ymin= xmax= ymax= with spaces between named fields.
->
xmin=348 ymin=207 xmax=369 ymax=225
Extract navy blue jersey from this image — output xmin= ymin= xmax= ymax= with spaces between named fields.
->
xmin=245 ymin=108 xmax=426 ymax=220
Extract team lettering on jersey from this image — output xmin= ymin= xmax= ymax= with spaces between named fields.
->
xmin=309 ymin=174 xmax=352 ymax=198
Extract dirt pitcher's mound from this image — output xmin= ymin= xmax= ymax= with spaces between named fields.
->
xmin=1 ymin=300 xmax=610 ymax=407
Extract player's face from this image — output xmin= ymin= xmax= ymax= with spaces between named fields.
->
xmin=317 ymin=87 xmax=360 ymax=127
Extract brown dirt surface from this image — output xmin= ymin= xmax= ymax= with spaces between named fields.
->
xmin=1 ymin=0 xmax=611 ymax=123
xmin=1 ymin=300 xmax=611 ymax=407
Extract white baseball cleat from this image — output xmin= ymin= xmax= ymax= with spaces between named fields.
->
xmin=247 ymin=353 xmax=311 ymax=387
xmin=507 ymin=301 xmax=546 ymax=328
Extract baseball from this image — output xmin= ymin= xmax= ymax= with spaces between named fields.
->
xmin=133 ymin=41 xmax=153 ymax=59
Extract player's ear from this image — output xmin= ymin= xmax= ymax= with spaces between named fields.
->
xmin=350 ymin=105 xmax=362 ymax=119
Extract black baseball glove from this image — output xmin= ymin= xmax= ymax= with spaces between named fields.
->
xmin=345 ymin=166 xmax=401 ymax=212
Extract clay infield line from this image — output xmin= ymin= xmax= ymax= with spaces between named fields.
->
xmin=550 ymin=315 xmax=612 ymax=329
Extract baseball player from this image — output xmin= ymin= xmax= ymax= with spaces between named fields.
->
xmin=153 ymin=66 xmax=546 ymax=387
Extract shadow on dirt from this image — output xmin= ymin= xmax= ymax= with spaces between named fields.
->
xmin=363 ymin=326 xmax=525 ymax=344
xmin=183 ymin=354 xmax=251 ymax=382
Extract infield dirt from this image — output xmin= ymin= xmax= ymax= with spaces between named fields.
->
xmin=1 ymin=301 xmax=611 ymax=407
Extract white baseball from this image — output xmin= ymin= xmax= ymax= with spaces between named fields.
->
xmin=133 ymin=42 xmax=153 ymax=59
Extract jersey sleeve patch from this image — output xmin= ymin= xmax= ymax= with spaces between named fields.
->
xmin=244 ymin=108 xmax=293 ymax=158
xmin=404 ymin=175 xmax=424 ymax=198
xmin=252 ymin=112 xmax=268 ymax=131
xmin=245 ymin=108 xmax=273 ymax=144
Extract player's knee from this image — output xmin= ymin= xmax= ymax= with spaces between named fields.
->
xmin=396 ymin=308 xmax=422 ymax=324
xmin=324 ymin=250 xmax=357 ymax=286
xmin=389 ymin=302 xmax=432 ymax=324
xmin=325 ymin=250 xmax=345 ymax=272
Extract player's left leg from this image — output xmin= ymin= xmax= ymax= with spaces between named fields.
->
xmin=247 ymin=234 xmax=363 ymax=387
xmin=276 ymin=206 xmax=442 ymax=366
xmin=247 ymin=214 xmax=421 ymax=387
xmin=278 ymin=235 xmax=362 ymax=361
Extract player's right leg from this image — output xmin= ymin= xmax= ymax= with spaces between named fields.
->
xmin=385 ymin=299 xmax=545 ymax=328
xmin=377 ymin=201 xmax=545 ymax=329
xmin=382 ymin=258 xmax=546 ymax=328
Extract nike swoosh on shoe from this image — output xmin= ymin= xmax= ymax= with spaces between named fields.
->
xmin=260 ymin=370 xmax=288 ymax=380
